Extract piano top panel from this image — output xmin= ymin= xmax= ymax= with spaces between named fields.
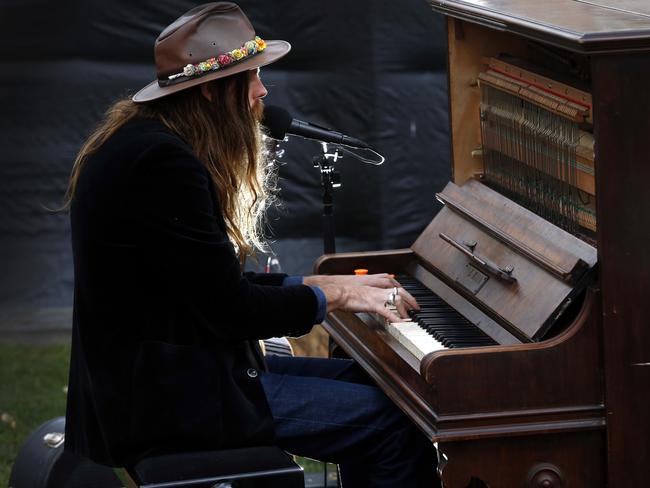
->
xmin=440 ymin=180 xmax=597 ymax=276
xmin=430 ymin=0 xmax=650 ymax=53
xmin=412 ymin=181 xmax=597 ymax=340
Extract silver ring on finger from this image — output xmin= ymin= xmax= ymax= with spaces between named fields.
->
xmin=385 ymin=291 xmax=397 ymax=307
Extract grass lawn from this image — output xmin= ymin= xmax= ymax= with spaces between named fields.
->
xmin=0 ymin=342 xmax=71 ymax=487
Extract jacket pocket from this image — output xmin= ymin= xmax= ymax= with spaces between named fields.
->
xmin=129 ymin=341 xmax=223 ymax=448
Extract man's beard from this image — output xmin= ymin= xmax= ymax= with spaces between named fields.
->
xmin=252 ymin=98 xmax=265 ymax=122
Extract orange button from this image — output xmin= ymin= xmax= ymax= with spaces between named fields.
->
xmin=354 ymin=268 xmax=368 ymax=276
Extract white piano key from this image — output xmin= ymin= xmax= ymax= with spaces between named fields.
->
xmin=371 ymin=310 xmax=447 ymax=360
xmin=387 ymin=321 xmax=447 ymax=360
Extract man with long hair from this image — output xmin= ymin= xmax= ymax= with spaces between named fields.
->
xmin=63 ymin=3 xmax=438 ymax=486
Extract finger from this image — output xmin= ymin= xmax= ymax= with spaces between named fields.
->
xmin=367 ymin=274 xmax=395 ymax=288
xmin=397 ymin=288 xmax=420 ymax=311
xmin=373 ymin=274 xmax=400 ymax=287
xmin=375 ymin=304 xmax=403 ymax=323
xmin=371 ymin=273 xmax=391 ymax=279
xmin=394 ymin=296 xmax=412 ymax=319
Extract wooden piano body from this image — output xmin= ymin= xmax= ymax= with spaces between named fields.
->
xmin=316 ymin=209 xmax=604 ymax=486
xmin=315 ymin=1 xmax=650 ymax=486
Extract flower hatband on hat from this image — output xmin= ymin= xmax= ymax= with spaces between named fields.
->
xmin=164 ymin=36 xmax=267 ymax=86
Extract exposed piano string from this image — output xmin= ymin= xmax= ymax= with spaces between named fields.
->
xmin=477 ymin=57 xmax=596 ymax=238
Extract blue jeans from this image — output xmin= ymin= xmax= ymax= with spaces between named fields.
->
xmin=260 ymin=355 xmax=439 ymax=488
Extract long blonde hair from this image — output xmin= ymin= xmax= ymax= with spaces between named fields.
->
xmin=64 ymin=72 xmax=274 ymax=258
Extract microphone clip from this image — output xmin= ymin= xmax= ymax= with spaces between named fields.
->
xmin=313 ymin=143 xmax=342 ymax=189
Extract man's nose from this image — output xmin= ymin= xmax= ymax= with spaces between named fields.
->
xmin=256 ymin=80 xmax=268 ymax=99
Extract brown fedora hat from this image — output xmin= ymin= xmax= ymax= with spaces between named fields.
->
xmin=133 ymin=2 xmax=291 ymax=103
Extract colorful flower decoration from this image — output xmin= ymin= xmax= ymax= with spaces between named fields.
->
xmin=168 ymin=36 xmax=267 ymax=82
xmin=245 ymin=40 xmax=257 ymax=54
xmin=217 ymin=54 xmax=232 ymax=66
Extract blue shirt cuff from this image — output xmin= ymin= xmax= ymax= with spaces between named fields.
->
xmin=282 ymin=275 xmax=303 ymax=286
xmin=281 ymin=276 xmax=326 ymax=324
xmin=310 ymin=286 xmax=327 ymax=324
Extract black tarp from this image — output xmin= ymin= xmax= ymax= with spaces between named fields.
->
xmin=0 ymin=1 xmax=449 ymax=336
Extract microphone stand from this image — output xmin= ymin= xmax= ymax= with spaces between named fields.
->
xmin=313 ymin=143 xmax=342 ymax=254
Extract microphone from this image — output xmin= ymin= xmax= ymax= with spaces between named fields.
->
xmin=262 ymin=105 xmax=369 ymax=149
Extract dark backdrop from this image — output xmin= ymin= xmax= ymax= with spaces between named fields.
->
xmin=0 ymin=0 xmax=449 ymax=337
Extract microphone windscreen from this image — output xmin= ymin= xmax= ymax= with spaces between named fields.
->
xmin=262 ymin=105 xmax=293 ymax=140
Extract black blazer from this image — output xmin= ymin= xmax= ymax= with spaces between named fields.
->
xmin=64 ymin=118 xmax=318 ymax=467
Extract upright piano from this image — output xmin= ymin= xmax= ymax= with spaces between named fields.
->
xmin=315 ymin=2 xmax=650 ymax=486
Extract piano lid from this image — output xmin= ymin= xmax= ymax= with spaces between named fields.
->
xmin=430 ymin=0 xmax=650 ymax=53
xmin=412 ymin=179 xmax=597 ymax=341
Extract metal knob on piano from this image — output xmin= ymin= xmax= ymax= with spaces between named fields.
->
xmin=463 ymin=240 xmax=478 ymax=252
xmin=526 ymin=463 xmax=564 ymax=488
xmin=440 ymin=232 xmax=517 ymax=284
xmin=500 ymin=265 xmax=514 ymax=275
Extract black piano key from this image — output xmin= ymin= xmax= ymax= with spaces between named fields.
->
xmin=392 ymin=274 xmax=497 ymax=348
xmin=428 ymin=326 xmax=484 ymax=336
xmin=430 ymin=328 xmax=477 ymax=336
xmin=437 ymin=332 xmax=492 ymax=347
xmin=420 ymin=318 xmax=472 ymax=325
xmin=417 ymin=317 xmax=470 ymax=325
xmin=418 ymin=316 xmax=471 ymax=324
xmin=415 ymin=316 xmax=469 ymax=324
xmin=412 ymin=309 xmax=464 ymax=316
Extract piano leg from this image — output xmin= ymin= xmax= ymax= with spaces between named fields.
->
xmin=437 ymin=430 xmax=605 ymax=488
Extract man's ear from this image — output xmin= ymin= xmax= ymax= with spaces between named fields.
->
xmin=200 ymin=83 xmax=212 ymax=101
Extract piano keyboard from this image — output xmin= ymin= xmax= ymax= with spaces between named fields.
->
xmin=383 ymin=275 xmax=497 ymax=360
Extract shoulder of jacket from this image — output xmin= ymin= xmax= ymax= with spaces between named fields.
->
xmin=117 ymin=119 xmax=201 ymax=168
xmin=121 ymin=118 xmax=191 ymax=152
